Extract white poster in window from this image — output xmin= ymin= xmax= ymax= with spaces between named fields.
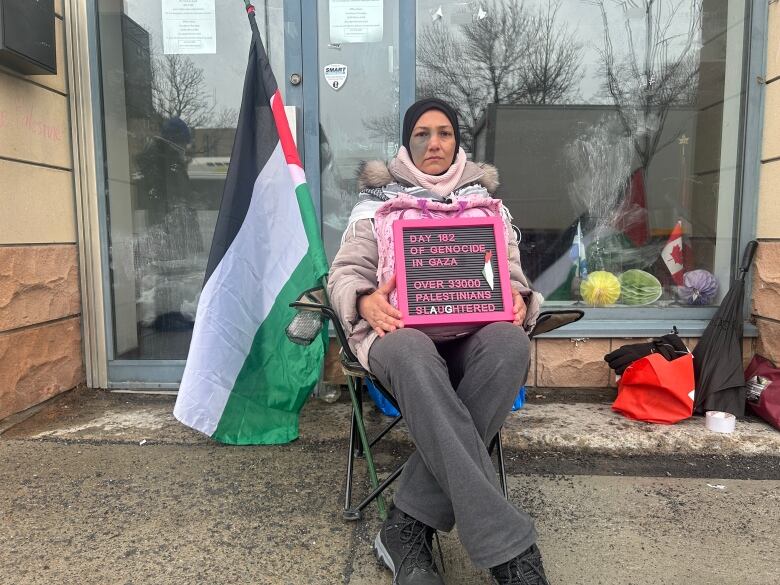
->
xmin=162 ymin=0 xmax=217 ymax=54
xmin=330 ymin=0 xmax=383 ymax=44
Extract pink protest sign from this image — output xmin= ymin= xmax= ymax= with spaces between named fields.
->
xmin=393 ymin=216 xmax=515 ymax=327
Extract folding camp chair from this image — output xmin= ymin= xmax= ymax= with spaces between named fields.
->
xmin=288 ymin=287 xmax=583 ymax=521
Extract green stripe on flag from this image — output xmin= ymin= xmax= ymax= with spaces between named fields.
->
xmin=294 ymin=182 xmax=329 ymax=278
xmin=212 ymin=250 xmax=329 ymax=445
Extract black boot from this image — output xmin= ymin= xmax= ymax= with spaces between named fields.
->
xmin=490 ymin=543 xmax=549 ymax=585
xmin=373 ymin=506 xmax=444 ymax=584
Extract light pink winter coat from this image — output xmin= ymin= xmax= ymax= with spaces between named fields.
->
xmin=327 ymin=157 xmax=543 ymax=370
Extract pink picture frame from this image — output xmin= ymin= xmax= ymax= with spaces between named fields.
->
xmin=393 ymin=216 xmax=515 ymax=327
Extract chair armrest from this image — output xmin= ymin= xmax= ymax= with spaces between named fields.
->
xmin=529 ymin=309 xmax=584 ymax=338
xmin=289 ymin=300 xmax=339 ymax=323
xmin=289 ymin=295 xmax=361 ymax=366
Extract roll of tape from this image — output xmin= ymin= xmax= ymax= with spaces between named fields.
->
xmin=705 ymin=410 xmax=736 ymax=434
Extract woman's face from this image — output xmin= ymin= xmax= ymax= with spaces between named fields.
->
xmin=409 ymin=110 xmax=456 ymax=175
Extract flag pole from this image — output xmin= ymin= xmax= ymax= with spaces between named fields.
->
xmin=241 ymin=1 xmax=330 ymax=295
xmin=242 ymin=1 xmax=262 ymax=43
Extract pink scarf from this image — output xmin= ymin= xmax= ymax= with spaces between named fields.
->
xmin=396 ymin=146 xmax=468 ymax=197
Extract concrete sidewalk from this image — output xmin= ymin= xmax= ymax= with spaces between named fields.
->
xmin=4 ymin=386 xmax=779 ymax=474
xmin=1 ymin=387 xmax=779 ymax=584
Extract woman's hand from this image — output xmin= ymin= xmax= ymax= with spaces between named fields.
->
xmin=358 ymin=276 xmax=404 ymax=337
xmin=512 ymin=289 xmax=527 ymax=328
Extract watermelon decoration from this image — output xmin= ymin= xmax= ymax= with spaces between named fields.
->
xmin=619 ymin=269 xmax=663 ymax=305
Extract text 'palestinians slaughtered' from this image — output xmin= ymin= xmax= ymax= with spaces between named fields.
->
xmin=393 ymin=217 xmax=515 ymax=327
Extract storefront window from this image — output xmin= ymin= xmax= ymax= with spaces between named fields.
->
xmin=416 ymin=0 xmax=746 ymax=310
xmin=94 ymin=0 xmax=755 ymax=378
xmin=97 ymin=0 xmax=285 ymax=359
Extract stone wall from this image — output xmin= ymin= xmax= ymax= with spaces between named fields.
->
xmin=0 ymin=0 xmax=84 ymax=420
xmin=752 ymin=2 xmax=780 ymax=366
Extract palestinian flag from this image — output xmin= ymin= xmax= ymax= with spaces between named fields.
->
xmin=173 ymin=6 xmax=328 ymax=445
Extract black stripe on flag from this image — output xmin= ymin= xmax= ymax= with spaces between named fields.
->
xmin=204 ymin=36 xmax=281 ymax=284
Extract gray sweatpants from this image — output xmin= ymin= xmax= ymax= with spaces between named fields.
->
xmin=368 ymin=322 xmax=536 ymax=569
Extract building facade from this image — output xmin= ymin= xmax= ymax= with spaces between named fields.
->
xmin=0 ymin=0 xmax=777 ymax=418
xmin=0 ymin=0 xmax=83 ymax=419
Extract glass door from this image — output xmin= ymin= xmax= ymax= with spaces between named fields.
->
xmin=95 ymin=0 xmax=300 ymax=386
xmin=314 ymin=0 xmax=402 ymax=261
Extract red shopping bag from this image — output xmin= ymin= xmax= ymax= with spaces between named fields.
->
xmin=744 ymin=355 xmax=780 ymax=431
xmin=612 ymin=353 xmax=695 ymax=424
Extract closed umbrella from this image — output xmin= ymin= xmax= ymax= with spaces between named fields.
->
xmin=692 ymin=241 xmax=758 ymax=416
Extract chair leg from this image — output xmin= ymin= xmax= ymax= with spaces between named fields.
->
xmin=343 ymin=404 xmax=358 ymax=518
xmin=354 ymin=377 xmax=364 ymax=458
xmin=344 ymin=374 xmax=387 ymax=521
xmin=369 ymin=414 xmax=402 ymax=448
xmin=353 ymin=462 xmax=405 ymax=515
xmin=495 ymin=429 xmax=509 ymax=500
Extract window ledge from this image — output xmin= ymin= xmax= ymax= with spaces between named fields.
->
xmin=535 ymin=319 xmax=758 ymax=338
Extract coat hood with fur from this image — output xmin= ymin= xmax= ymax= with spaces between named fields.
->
xmin=356 ymin=158 xmax=500 ymax=195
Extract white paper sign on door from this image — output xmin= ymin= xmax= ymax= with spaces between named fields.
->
xmin=162 ymin=0 xmax=217 ymax=55
xmin=329 ymin=0 xmax=383 ymax=44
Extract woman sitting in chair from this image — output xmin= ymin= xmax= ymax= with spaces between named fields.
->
xmin=327 ymin=98 xmax=547 ymax=585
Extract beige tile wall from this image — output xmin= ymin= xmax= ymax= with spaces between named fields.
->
xmin=0 ymin=1 xmax=84 ymax=420
xmin=757 ymin=160 xmax=780 ymax=240
xmin=0 ymin=71 xmax=72 ymax=168
xmin=751 ymin=10 xmax=780 ymax=366
xmin=763 ymin=81 xmax=780 ymax=162
xmin=768 ymin=1 xmax=779 ymax=82
xmin=0 ymin=159 xmax=77 ymax=244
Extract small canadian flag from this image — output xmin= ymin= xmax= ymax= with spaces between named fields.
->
xmin=661 ymin=220 xmax=685 ymax=285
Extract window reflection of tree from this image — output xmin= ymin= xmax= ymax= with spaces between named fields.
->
xmin=151 ymin=53 xmax=240 ymax=132
xmin=416 ymin=0 xmax=584 ymax=151
xmin=590 ymin=0 xmax=701 ymax=175
xmin=132 ymin=53 xmax=222 ymax=339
